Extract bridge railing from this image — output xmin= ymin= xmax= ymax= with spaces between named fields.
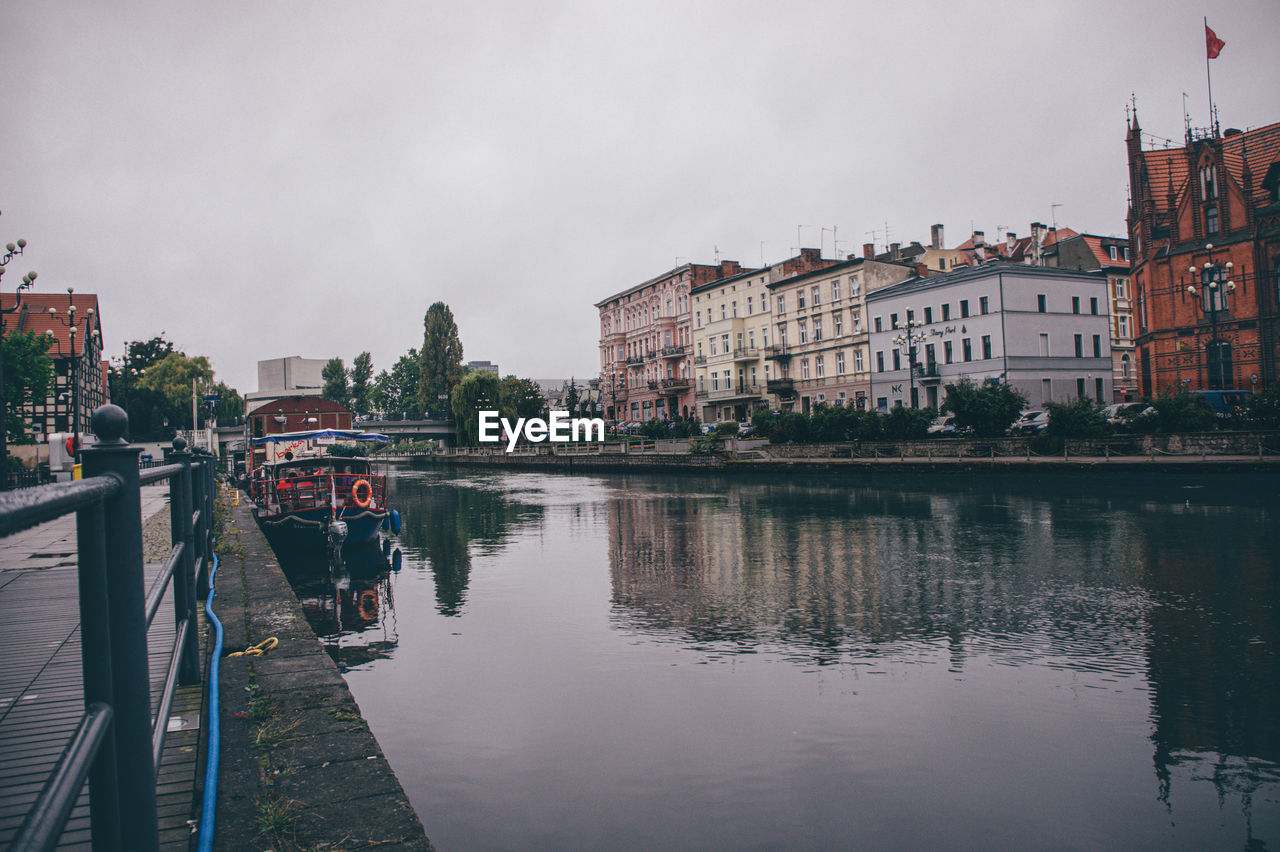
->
xmin=0 ymin=405 xmax=215 ymax=852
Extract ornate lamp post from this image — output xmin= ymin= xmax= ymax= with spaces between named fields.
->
xmin=892 ymin=318 xmax=927 ymax=409
xmin=0 ymin=236 xmax=35 ymax=490
xmin=46 ymin=288 xmax=99 ymax=464
xmin=1183 ymin=243 xmax=1237 ymax=390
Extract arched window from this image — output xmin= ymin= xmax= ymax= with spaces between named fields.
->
xmin=1121 ymin=354 xmax=1131 ymax=379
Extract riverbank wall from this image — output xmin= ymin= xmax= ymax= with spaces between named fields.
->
xmin=211 ymin=497 xmax=433 ymax=849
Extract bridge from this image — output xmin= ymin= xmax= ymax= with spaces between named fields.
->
xmin=363 ymin=418 xmax=457 ymax=444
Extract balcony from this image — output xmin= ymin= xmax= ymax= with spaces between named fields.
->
xmin=696 ymin=389 xmax=709 ymax=399
xmin=661 ymin=345 xmax=687 ymax=359
xmin=707 ymin=383 xmax=762 ymax=401
xmin=913 ymin=362 xmax=942 ymax=383
xmin=693 ymin=355 xmax=707 ymax=366
xmin=647 ymin=380 xmax=660 ymax=390
xmin=764 ymin=345 xmax=792 ymax=361
xmin=661 ymin=377 xmax=691 ymax=390
xmin=732 ymin=347 xmax=759 ymax=361
xmin=767 ymin=378 xmax=796 ymax=398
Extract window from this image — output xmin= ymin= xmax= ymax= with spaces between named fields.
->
xmin=893 ymin=350 xmax=901 ymax=370
xmin=813 ymin=318 xmax=823 ymax=341
xmin=890 ymin=313 xmax=899 ymax=329
xmin=812 ymin=286 xmax=821 ymax=306
xmin=924 ymin=306 xmax=933 ymax=324
xmin=721 ymin=334 xmax=729 ymax=354
xmin=855 ymin=350 xmax=864 ymax=372
xmin=721 ymin=304 xmax=726 ymax=320
xmin=1116 ymin=278 xmax=1128 ymax=299
xmin=747 ymin=296 xmax=753 ymax=315
xmin=836 ymin=352 xmax=846 ymax=374
xmin=876 ymin=351 xmax=885 ymax=372
xmin=731 ymin=300 xmax=738 ymax=317
xmin=832 ymin=280 xmax=841 ymax=302
xmin=1201 ymin=163 xmax=1218 ymax=199
xmin=1202 ymin=267 xmax=1230 ymax=312
xmin=1072 ymin=296 xmax=1081 ymax=314
xmin=979 ymin=296 xmax=989 ymax=314
xmin=1118 ymin=315 xmax=1129 ymax=338
xmin=1206 ymin=205 xmax=1220 ymax=234
xmin=1092 ymin=334 xmax=1102 ymax=357
xmin=944 ymin=341 xmax=953 ymax=363
xmin=981 ymin=335 xmax=992 ymax=359
xmin=853 ymin=311 xmax=862 ymax=334
xmin=941 ymin=304 xmax=951 ymax=321
xmin=815 ymin=355 xmax=825 ymax=378
xmin=777 ymin=295 xmax=786 ymax=314
xmin=925 ymin=343 xmax=935 ymax=364
xmin=960 ymin=300 xmax=969 ymax=318
xmin=1037 ymin=294 xmax=1047 ymax=313
xmin=711 ymin=372 xmax=720 ymax=391
xmin=798 ymin=291 xmax=806 ymax=309
xmin=1074 ymin=334 xmax=1083 ymax=358
xmin=849 ymin=276 xmax=860 ymax=296
xmin=877 ymin=397 xmax=888 ymax=411
xmin=834 ymin=313 xmax=843 ymax=336
xmin=962 ymin=338 xmax=972 ymax=362
xmin=1039 ymin=333 xmax=1050 ymax=356
xmin=798 ymin=322 xmax=808 ymax=344
xmin=1121 ymin=353 xmax=1131 ymax=379
xmin=801 ymin=359 xmax=810 ymax=380
xmin=874 ymin=316 xmax=883 ymax=333
xmin=710 ymin=338 xmax=717 ymax=355
xmin=906 ymin=309 xmax=914 ymax=324
xmin=1095 ymin=377 xmax=1105 ymax=402
xmin=939 ymin=258 xmax=947 ymax=270
xmin=1090 ymin=297 xmax=1099 ymax=315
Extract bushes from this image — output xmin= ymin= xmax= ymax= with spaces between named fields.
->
xmin=1045 ymin=399 xmax=1107 ymax=438
xmin=1150 ymin=389 xmax=1217 ymax=433
xmin=940 ymin=379 xmax=1027 ymax=437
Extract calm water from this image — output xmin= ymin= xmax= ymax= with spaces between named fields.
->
xmin=279 ymin=468 xmax=1280 ymax=851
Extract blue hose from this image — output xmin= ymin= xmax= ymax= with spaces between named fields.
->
xmin=197 ymin=551 xmax=223 ymax=852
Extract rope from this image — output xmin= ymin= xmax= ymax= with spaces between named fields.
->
xmin=227 ymin=637 xmax=279 ymax=658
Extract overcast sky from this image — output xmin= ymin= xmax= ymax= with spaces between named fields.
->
xmin=4 ymin=1 xmax=1279 ymax=396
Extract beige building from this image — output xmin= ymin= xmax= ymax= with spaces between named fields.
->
xmin=766 ymin=258 xmax=916 ymax=412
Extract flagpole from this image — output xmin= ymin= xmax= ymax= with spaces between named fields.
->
xmin=1205 ymin=16 xmax=1217 ymax=137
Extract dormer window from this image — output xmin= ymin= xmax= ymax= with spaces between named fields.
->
xmin=1206 ymin=204 xmax=1220 ymax=235
xmin=1200 ymin=164 xmax=1218 ymax=200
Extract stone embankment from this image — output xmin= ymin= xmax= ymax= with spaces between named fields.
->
xmin=209 ymin=497 xmax=432 ymax=850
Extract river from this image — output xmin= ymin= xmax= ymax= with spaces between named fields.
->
xmin=279 ymin=467 xmax=1280 ymax=851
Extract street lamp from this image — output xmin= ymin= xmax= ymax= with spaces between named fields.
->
xmin=0 ymin=236 xmax=34 ymax=490
xmin=46 ymin=288 xmax=99 ymax=463
xmin=892 ymin=318 xmax=927 ymax=409
xmin=1183 ymin=243 xmax=1237 ymax=390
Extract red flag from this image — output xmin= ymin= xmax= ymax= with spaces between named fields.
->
xmin=1205 ymin=24 xmax=1225 ymax=59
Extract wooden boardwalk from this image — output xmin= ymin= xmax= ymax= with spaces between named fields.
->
xmin=0 ymin=485 xmax=208 ymax=849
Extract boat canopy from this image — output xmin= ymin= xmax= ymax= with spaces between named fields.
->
xmin=251 ymin=429 xmax=390 ymax=445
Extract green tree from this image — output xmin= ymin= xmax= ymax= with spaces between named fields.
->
xmin=1150 ymin=388 xmax=1217 ymax=433
xmin=373 ymin=348 xmax=423 ymax=418
xmin=882 ymin=406 xmax=934 ymax=440
xmin=211 ymin=381 xmax=244 ymax=424
xmin=135 ymin=351 xmax=215 ymax=432
xmin=941 ymin=378 xmax=1027 ymax=437
xmin=501 ymin=376 xmax=545 ymax=421
xmin=1245 ymin=385 xmax=1280 ymax=429
xmin=450 ymin=370 xmax=502 ymax=445
xmin=350 ymin=351 xmax=374 ymax=417
xmin=1045 ymin=398 xmax=1107 ymax=438
xmin=565 ymin=378 xmax=580 ymax=415
xmin=322 ymin=357 xmax=350 ymax=409
xmin=108 ymin=335 xmax=177 ymax=406
xmin=419 ymin=302 xmax=464 ymax=413
xmin=2 ymin=331 xmax=53 ymax=444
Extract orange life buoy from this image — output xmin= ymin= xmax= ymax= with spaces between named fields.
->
xmin=351 ymin=478 xmax=372 ymax=508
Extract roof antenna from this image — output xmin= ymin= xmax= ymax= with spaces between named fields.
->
xmin=1050 ymin=203 xmax=1063 ymax=230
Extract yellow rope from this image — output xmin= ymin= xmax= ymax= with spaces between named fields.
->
xmin=227 ymin=637 xmax=278 ymax=657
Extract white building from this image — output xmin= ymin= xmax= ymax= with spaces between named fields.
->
xmin=866 ymin=264 xmax=1113 ymax=410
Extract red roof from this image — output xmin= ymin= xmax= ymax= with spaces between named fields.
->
xmin=1137 ymin=120 xmax=1280 ymax=216
xmin=0 ymin=291 xmax=103 ymax=356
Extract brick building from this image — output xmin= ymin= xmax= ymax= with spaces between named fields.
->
xmin=1126 ymin=112 xmax=1280 ymax=394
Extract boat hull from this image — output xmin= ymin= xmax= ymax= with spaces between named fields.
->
xmin=256 ymin=505 xmax=388 ymax=552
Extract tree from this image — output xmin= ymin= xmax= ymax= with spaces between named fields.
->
xmin=2 ymin=331 xmax=53 ymax=444
xmin=350 ymin=351 xmax=374 ymax=417
xmin=322 ymin=358 xmax=350 ymax=409
xmin=373 ymin=348 xmax=422 ymax=418
xmin=108 ymin=335 xmax=177 ymax=407
xmin=882 ymin=406 xmax=934 ymax=440
xmin=565 ymin=378 xmax=580 ymax=415
xmin=941 ymin=378 xmax=1027 ymax=437
xmin=419 ymin=302 xmax=464 ymax=414
xmin=1045 ymin=398 xmax=1107 ymax=438
xmin=450 ymin=370 xmax=502 ymax=445
xmin=211 ymin=381 xmax=245 ymax=424
xmin=501 ymin=376 xmax=545 ymax=421
xmin=1150 ymin=388 xmax=1216 ymax=433
xmin=135 ymin=352 xmax=215 ymax=432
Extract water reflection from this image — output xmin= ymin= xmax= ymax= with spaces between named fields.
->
xmin=279 ymin=541 xmax=400 ymax=671
xmin=389 ymin=472 xmax=546 ymax=615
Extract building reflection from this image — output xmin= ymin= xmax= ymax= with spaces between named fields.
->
xmin=390 ymin=474 xmax=545 ymax=616
xmin=281 ymin=541 xmax=400 ymax=671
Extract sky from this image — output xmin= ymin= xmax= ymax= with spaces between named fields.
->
xmin=4 ymin=1 xmax=1279 ymax=397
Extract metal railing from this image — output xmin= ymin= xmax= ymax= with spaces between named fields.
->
xmin=0 ymin=405 xmax=216 ymax=852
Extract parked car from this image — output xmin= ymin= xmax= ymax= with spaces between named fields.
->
xmin=1101 ymin=402 xmax=1155 ymax=426
xmin=736 ymin=421 xmax=755 ymax=438
xmin=1010 ymin=410 xmax=1049 ymax=435
xmin=927 ymin=415 xmax=957 ymax=435
xmin=1188 ymin=389 xmax=1252 ymax=418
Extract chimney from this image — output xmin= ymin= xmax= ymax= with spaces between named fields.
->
xmin=720 ymin=260 xmax=742 ymax=278
xmin=973 ymin=230 xmax=985 ymax=248
xmin=1006 ymin=231 xmax=1017 ymax=252
xmin=863 ymin=242 xmax=875 ymax=259
xmin=1030 ymin=222 xmax=1046 ymax=266
xmin=930 ymin=223 xmax=944 ymax=250
xmin=914 ymin=263 xmax=930 ymax=277
xmin=890 ymin=242 xmax=901 ymax=261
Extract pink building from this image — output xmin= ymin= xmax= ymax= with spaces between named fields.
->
xmin=597 ymin=260 xmax=749 ymax=422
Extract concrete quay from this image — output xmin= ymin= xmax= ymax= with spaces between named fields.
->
xmin=210 ymin=497 xmax=433 ymax=850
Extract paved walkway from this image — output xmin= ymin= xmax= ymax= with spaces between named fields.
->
xmin=0 ymin=484 xmax=204 ymax=849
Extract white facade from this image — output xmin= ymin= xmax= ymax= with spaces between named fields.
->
xmin=866 ymin=264 xmax=1113 ymax=410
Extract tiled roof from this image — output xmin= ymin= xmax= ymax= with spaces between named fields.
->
xmin=0 ymin=292 xmax=103 ymax=355
xmin=1138 ymin=120 xmax=1280 ymax=214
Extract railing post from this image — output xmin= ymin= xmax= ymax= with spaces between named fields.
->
xmin=79 ymin=404 xmax=159 ymax=850
xmin=169 ymin=439 xmax=200 ymax=685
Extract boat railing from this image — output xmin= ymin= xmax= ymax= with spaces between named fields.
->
xmin=252 ymin=470 xmax=388 ymax=513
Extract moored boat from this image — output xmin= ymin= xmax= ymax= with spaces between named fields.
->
xmin=249 ymin=429 xmax=400 ymax=550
